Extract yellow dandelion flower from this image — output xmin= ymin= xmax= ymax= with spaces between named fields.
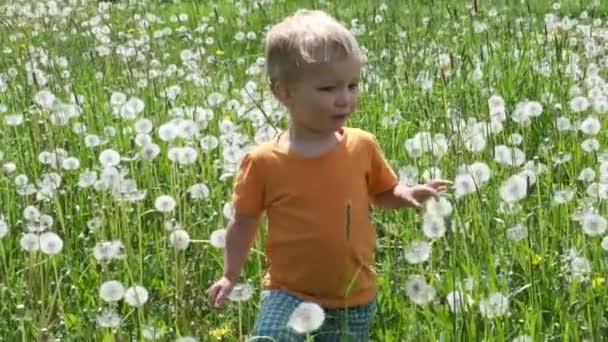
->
xmin=216 ymin=49 xmax=225 ymax=56
xmin=209 ymin=326 xmax=230 ymax=340
xmin=592 ymin=276 xmax=605 ymax=288
xmin=531 ymin=253 xmax=542 ymax=266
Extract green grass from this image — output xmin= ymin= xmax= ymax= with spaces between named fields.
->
xmin=1 ymin=0 xmax=608 ymax=341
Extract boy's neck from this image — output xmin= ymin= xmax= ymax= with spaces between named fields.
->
xmin=287 ymin=125 xmax=341 ymax=145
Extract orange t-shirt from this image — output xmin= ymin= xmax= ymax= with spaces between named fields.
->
xmin=231 ymin=127 xmax=398 ymax=308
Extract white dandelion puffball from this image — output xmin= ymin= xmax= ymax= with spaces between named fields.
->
xmin=404 ymin=240 xmax=431 ymax=264
xmin=569 ymin=96 xmax=590 ymax=112
xmin=155 ymin=195 xmax=176 ymax=213
xmin=99 ymin=280 xmax=125 ymax=302
xmin=0 ymin=218 xmax=8 ymax=239
xmin=405 ymin=276 xmax=436 ymax=305
xmin=454 ymin=173 xmax=477 ymax=198
xmin=512 ymin=335 xmax=533 ymax=342
xmin=581 ymin=212 xmax=607 ymax=236
xmin=34 ymin=89 xmax=56 ymax=109
xmin=93 ymin=240 xmax=125 ymax=262
xmin=446 ymin=290 xmax=472 ymax=313
xmin=506 ymin=224 xmax=528 ymax=241
xmin=479 ymin=292 xmax=510 ymax=318
xmin=124 ymin=285 xmax=149 ymax=307
xmin=174 ymin=337 xmax=198 ymax=342
xmin=469 ymin=161 xmax=492 ymax=184
xmin=169 ymin=229 xmax=190 ymax=250
xmin=425 ymin=196 xmax=453 ymax=217
xmin=96 ymin=310 xmax=121 ymax=328
xmin=288 ymin=302 xmax=325 ymax=334
xmin=142 ymin=326 xmax=165 ymax=340
xmin=580 ymin=116 xmax=601 ymax=135
xmin=227 ymin=283 xmax=254 ymax=302
xmin=99 ymin=149 xmax=121 ymax=167
xmin=601 ymin=236 xmax=608 ymax=251
xmin=422 ymin=214 xmax=446 ymax=240
xmin=499 ymin=174 xmax=528 ymax=203
xmin=20 ymin=233 xmax=39 ymax=252
xmin=39 ymin=232 xmax=63 ymax=255
xmin=188 ymin=183 xmax=210 ymax=200
xmin=209 ymin=229 xmax=227 ymax=248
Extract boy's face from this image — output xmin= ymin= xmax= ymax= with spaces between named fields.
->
xmin=275 ymin=57 xmax=362 ymax=135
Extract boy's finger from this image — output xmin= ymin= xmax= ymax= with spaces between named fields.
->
xmin=215 ymin=287 xmax=228 ymax=307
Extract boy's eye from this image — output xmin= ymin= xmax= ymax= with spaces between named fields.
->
xmin=349 ymin=83 xmax=359 ymax=90
xmin=318 ymin=86 xmax=335 ymax=92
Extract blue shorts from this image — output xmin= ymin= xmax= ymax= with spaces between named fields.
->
xmin=249 ymin=290 xmax=376 ymax=341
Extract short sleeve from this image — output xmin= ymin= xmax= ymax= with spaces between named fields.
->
xmin=367 ymin=135 xmax=399 ymax=196
xmin=231 ymin=153 xmax=265 ymax=216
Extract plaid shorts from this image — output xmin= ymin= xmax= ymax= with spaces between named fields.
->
xmin=248 ymin=290 xmax=376 ymax=342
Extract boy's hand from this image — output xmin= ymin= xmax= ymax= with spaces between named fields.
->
xmin=398 ymin=180 xmax=453 ymax=210
xmin=207 ymin=276 xmax=236 ymax=308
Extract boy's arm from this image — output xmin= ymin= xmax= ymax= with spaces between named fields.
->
xmin=372 ymin=184 xmax=419 ymax=209
xmin=372 ymin=181 xmax=452 ymax=209
xmin=223 ymin=212 xmax=260 ymax=281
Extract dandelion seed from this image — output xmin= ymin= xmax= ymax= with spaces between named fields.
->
xmin=404 ymin=240 xmax=431 ymax=264
xmin=446 ymin=290 xmax=472 ymax=313
xmin=99 ymin=149 xmax=121 ymax=167
xmin=454 ymin=174 xmax=477 ymax=198
xmin=601 ymin=236 xmax=608 ymax=251
xmin=93 ymin=240 xmax=125 ymax=262
xmin=23 ymin=205 xmax=41 ymax=221
xmin=405 ymin=276 xmax=436 ymax=305
xmin=134 ymin=118 xmax=154 ymax=134
xmin=5 ymin=113 xmax=23 ymax=126
xmin=581 ymin=212 xmax=607 ymax=236
xmin=512 ymin=335 xmax=533 ymax=342
xmin=169 ymin=229 xmax=190 ymax=250
xmin=120 ymin=97 xmax=145 ymax=120
xmin=580 ymin=116 xmax=601 ymax=135
xmin=155 ymin=195 xmax=176 ymax=213
xmin=174 ymin=337 xmax=198 ymax=342
xmin=227 ymin=283 xmax=254 ymax=302
xmin=0 ymin=218 xmax=8 ymax=239
xmin=142 ymin=326 xmax=165 ymax=340
xmin=425 ymin=196 xmax=452 ymax=217
xmin=62 ymin=157 xmax=80 ymax=170
xmin=469 ymin=161 xmax=492 ymax=184
xmin=222 ymin=202 xmax=234 ymax=220
xmin=3 ymin=162 xmax=16 ymax=175
xmin=569 ymin=256 xmax=591 ymax=282
xmin=422 ymin=214 xmax=446 ymax=239
xmin=499 ymin=174 xmax=528 ymax=203
xmin=570 ymin=96 xmax=590 ymax=112
xmin=96 ymin=310 xmax=121 ymax=328
xmin=34 ymin=90 xmax=56 ymax=109
xmin=552 ymin=188 xmax=575 ymax=205
xmin=39 ymin=232 xmax=63 ymax=255
xmin=210 ymin=229 xmax=226 ymax=248
xmin=99 ymin=280 xmax=125 ymax=302
xmin=124 ymin=285 xmax=149 ymax=307
xmin=479 ymin=292 xmax=509 ymax=318
xmin=506 ymin=224 xmax=527 ymax=241
xmin=141 ymin=144 xmax=161 ymax=161
xmin=110 ymin=92 xmax=127 ymax=106
xmin=287 ymin=302 xmax=325 ymax=334
xmin=20 ymin=233 xmax=39 ymax=252
xmin=84 ymin=134 xmax=102 ymax=148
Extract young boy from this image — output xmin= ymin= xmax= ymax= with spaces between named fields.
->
xmin=207 ymin=9 xmax=451 ymax=341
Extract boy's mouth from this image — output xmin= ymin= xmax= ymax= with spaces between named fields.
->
xmin=332 ymin=114 xmax=349 ymax=120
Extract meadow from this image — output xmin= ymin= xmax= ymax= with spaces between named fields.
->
xmin=2 ymin=0 xmax=608 ymax=340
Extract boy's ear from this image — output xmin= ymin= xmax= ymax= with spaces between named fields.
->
xmin=272 ymin=79 xmax=291 ymax=104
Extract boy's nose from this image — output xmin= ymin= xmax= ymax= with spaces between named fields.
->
xmin=335 ymin=89 xmax=351 ymax=107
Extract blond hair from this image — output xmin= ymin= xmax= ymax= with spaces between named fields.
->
xmin=264 ymin=9 xmax=363 ymax=85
